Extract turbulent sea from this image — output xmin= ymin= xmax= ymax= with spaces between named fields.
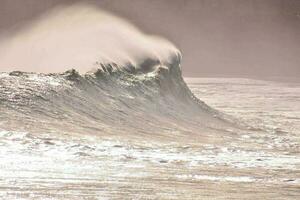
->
xmin=0 ymin=65 xmax=299 ymax=199
xmin=1 ymin=3 xmax=299 ymax=199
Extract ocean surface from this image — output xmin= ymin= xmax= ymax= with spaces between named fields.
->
xmin=0 ymin=72 xmax=299 ymax=199
xmin=187 ymin=78 xmax=300 ymax=136
xmin=1 ymin=3 xmax=299 ymax=199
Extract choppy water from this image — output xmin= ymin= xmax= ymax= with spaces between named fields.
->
xmin=1 ymin=76 xmax=299 ymax=199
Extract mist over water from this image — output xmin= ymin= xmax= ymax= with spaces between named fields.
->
xmin=0 ymin=3 xmax=179 ymax=74
xmin=0 ymin=0 xmax=299 ymax=78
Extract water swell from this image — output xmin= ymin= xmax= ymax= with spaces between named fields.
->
xmin=0 ymin=56 xmax=236 ymax=142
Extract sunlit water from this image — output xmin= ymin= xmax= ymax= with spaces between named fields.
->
xmin=187 ymin=78 xmax=300 ymax=135
xmin=1 ymin=78 xmax=299 ymax=199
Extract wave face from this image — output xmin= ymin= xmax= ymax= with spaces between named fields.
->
xmin=0 ymin=58 xmax=237 ymax=143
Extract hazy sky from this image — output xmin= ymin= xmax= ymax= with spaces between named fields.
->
xmin=0 ymin=0 xmax=299 ymax=78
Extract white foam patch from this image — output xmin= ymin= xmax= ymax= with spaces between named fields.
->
xmin=27 ymin=74 xmax=63 ymax=86
xmin=1 ymin=131 xmax=299 ymax=173
xmin=176 ymin=174 xmax=255 ymax=183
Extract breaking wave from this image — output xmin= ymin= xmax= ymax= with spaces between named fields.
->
xmin=0 ymin=3 xmax=241 ymax=142
xmin=0 ymin=56 xmax=239 ymax=142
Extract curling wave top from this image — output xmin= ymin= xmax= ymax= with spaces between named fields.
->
xmin=0 ymin=3 xmax=181 ymax=74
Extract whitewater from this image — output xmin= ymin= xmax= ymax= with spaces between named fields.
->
xmin=0 ymin=3 xmax=299 ymax=200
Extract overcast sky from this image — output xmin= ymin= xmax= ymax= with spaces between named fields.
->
xmin=0 ymin=0 xmax=299 ymax=78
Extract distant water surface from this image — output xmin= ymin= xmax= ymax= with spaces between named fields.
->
xmin=186 ymin=77 xmax=300 ymax=136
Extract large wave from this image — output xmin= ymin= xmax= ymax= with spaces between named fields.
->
xmin=0 ymin=3 xmax=240 ymax=142
xmin=0 ymin=59 xmax=240 ymax=143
